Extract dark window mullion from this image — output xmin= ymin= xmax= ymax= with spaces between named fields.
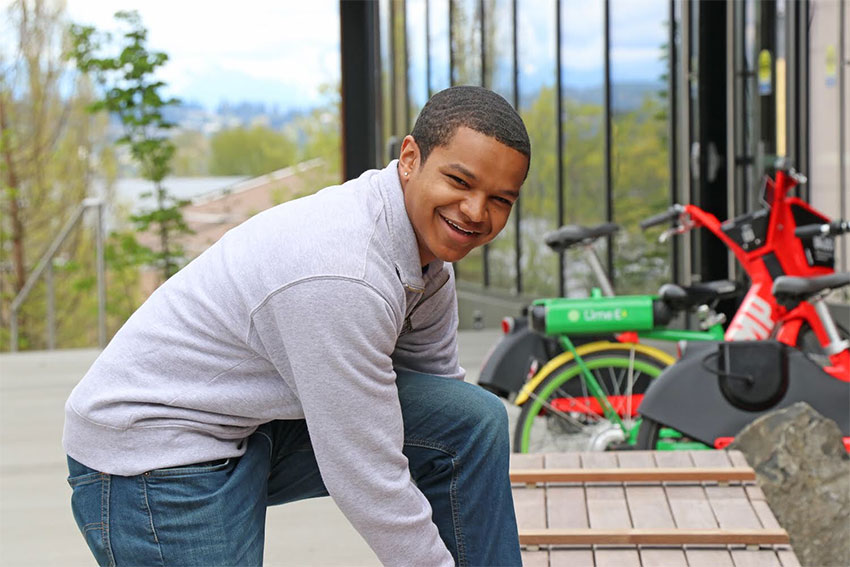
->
xmin=449 ymin=0 xmax=455 ymax=85
xmin=481 ymin=0 xmax=490 ymax=287
xmin=389 ymin=1 xmax=397 ymax=137
xmin=669 ymin=0 xmax=679 ymax=284
xmin=603 ymin=0 xmax=614 ymax=288
xmin=426 ymin=0 xmax=432 ymax=98
xmin=513 ymin=0 xmax=522 ymax=294
xmin=402 ymin=0 xmax=411 ymax=132
xmin=556 ymin=0 xmax=565 ymax=297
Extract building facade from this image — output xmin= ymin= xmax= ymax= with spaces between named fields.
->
xmin=340 ymin=0 xmax=848 ymax=327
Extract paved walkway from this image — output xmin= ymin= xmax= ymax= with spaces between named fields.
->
xmin=0 ymin=329 xmax=504 ymax=566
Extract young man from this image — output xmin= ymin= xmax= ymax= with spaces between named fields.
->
xmin=64 ymin=86 xmax=531 ymax=567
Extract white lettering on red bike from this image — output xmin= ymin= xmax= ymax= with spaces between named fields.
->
xmin=726 ymin=285 xmax=774 ymax=340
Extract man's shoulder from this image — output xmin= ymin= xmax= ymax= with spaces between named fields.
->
xmin=223 ymin=171 xmax=396 ymax=282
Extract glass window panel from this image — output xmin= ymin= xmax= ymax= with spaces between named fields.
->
xmin=609 ymin=0 xmax=671 ymax=294
xmin=451 ymin=0 xmax=484 ymax=286
xmin=516 ymin=0 xmax=558 ymax=297
xmin=429 ymin=0 xmax=451 ymax=93
xmin=484 ymin=0 xmax=515 ymax=101
xmin=380 ymin=0 xmax=393 ymax=157
xmin=407 ymin=0 xmax=429 ymax=126
xmin=392 ymin=2 xmax=409 ymax=139
xmin=484 ymin=0 xmax=516 ymax=291
xmin=560 ymin=0 xmax=607 ymax=296
xmin=451 ymin=0 xmax=483 ymax=86
xmin=487 ymin=220 xmax=517 ymax=291
xmin=454 ymin=245 xmax=485 ymax=286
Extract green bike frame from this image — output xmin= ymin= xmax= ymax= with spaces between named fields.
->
xmin=532 ymin=289 xmax=725 ymax=447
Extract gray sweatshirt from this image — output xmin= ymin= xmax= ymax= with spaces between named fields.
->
xmin=63 ymin=161 xmax=463 ymax=566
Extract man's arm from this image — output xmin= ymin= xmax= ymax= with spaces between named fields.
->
xmin=251 ymin=277 xmax=454 ymax=566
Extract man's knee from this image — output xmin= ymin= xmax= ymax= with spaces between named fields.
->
xmin=464 ymin=383 xmax=508 ymax=427
xmin=444 ymin=382 xmax=510 ymax=446
xmin=397 ymin=371 xmax=509 ymax=441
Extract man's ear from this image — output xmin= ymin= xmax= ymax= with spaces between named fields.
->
xmin=398 ymin=135 xmax=420 ymax=175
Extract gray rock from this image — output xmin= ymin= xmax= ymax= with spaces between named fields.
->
xmin=729 ymin=402 xmax=850 ymax=567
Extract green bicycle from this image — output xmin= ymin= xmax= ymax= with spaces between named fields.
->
xmin=513 ymin=281 xmax=736 ymax=453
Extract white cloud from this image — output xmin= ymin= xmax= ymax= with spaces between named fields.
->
xmin=59 ymin=0 xmax=340 ymax=108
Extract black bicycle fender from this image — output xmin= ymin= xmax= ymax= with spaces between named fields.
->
xmin=638 ymin=340 xmax=850 ymax=444
xmin=477 ymin=326 xmax=552 ymax=398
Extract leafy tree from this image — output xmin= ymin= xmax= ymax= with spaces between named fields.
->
xmin=286 ymin=83 xmax=342 ymax=192
xmin=465 ymin=85 xmax=671 ymax=298
xmin=0 ymin=0 xmax=109 ymax=350
xmin=209 ymin=125 xmax=296 ymax=176
xmin=69 ymin=10 xmax=190 ymax=281
xmin=610 ymin=94 xmax=670 ymax=294
xmin=171 ymin=130 xmax=210 ymax=176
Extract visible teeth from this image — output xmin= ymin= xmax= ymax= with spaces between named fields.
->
xmin=446 ymin=218 xmax=474 ymax=235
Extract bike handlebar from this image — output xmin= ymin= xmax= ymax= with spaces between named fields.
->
xmin=794 ymin=219 xmax=848 ymax=238
xmin=640 ymin=205 xmax=685 ymax=230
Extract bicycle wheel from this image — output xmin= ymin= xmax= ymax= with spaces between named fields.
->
xmin=635 ymin=416 xmax=711 ymax=451
xmin=513 ymin=348 xmax=669 ymax=453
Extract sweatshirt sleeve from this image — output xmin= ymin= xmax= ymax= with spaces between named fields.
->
xmin=250 ymin=277 xmax=454 ymax=567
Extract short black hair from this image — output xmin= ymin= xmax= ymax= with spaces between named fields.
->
xmin=410 ymin=86 xmax=531 ymax=167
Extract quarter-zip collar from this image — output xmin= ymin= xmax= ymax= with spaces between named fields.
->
xmin=377 ymin=160 xmax=443 ymax=293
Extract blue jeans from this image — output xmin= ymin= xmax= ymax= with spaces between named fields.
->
xmin=66 ymin=370 xmax=521 ymax=566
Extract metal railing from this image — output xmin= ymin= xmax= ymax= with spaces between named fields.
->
xmin=9 ymin=198 xmax=106 ymax=352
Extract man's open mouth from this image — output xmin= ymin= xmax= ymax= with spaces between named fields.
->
xmin=442 ymin=215 xmax=479 ymax=236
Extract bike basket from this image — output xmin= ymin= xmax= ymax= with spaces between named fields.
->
xmin=703 ymin=341 xmax=789 ymax=412
xmin=530 ymin=295 xmax=656 ymax=335
xmin=791 ymin=203 xmax=834 ymax=268
xmin=720 ymin=208 xmax=769 ymax=252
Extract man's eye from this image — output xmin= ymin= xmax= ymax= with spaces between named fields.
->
xmin=495 ymin=197 xmax=514 ymax=206
xmin=447 ymin=175 xmax=468 ymax=187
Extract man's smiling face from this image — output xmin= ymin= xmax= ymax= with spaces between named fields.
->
xmin=398 ymin=126 xmax=529 ymax=266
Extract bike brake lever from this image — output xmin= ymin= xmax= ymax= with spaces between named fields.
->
xmin=659 ymin=218 xmax=694 ymax=243
xmin=788 ymin=168 xmax=808 ymax=184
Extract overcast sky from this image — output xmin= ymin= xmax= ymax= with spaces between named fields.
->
xmin=2 ymin=0 xmax=666 ymax=112
xmin=61 ymin=0 xmax=342 ymax=111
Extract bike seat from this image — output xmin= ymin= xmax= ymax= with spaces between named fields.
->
xmin=544 ymin=222 xmax=620 ymax=252
xmin=658 ymin=280 xmax=740 ymax=311
xmin=772 ymin=272 xmax=850 ymax=302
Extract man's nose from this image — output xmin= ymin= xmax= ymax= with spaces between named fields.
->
xmin=460 ymin=192 xmax=487 ymax=223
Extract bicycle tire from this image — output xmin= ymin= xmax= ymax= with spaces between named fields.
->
xmin=514 ymin=341 xmax=675 ymax=406
xmin=513 ymin=348 xmax=669 ymax=453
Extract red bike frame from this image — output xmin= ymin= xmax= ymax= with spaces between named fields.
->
xmin=672 ymin=170 xmax=847 ymax=378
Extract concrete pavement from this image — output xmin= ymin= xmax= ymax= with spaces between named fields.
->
xmin=0 ymin=328 xmax=505 ymax=566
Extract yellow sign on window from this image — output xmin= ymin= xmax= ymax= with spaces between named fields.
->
xmin=826 ymin=45 xmax=837 ymax=87
xmin=758 ymin=49 xmax=772 ymax=95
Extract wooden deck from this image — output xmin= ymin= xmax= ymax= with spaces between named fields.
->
xmin=511 ymin=450 xmax=800 ymax=567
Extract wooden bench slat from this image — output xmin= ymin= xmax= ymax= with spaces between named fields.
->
xmin=705 ymin=485 xmax=764 ymax=529
xmin=640 ymin=548 xmax=689 ymax=567
xmin=685 ymin=549 xmax=736 ymax=567
xmin=666 ymin=485 xmax=720 ymax=529
xmin=510 ymin=466 xmax=756 ymax=483
xmin=731 ymin=549 xmax=783 ymax=567
xmin=586 ymin=485 xmax=631 ymax=529
xmin=519 ymin=528 xmax=790 ymax=545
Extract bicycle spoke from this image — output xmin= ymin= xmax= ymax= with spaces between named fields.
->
xmin=626 ymin=347 xmax=636 ymax=421
xmin=515 ymin=350 xmax=669 ymax=453
xmin=552 ymin=385 xmax=605 ymax=424
xmin=527 ymin=390 xmax=587 ymax=429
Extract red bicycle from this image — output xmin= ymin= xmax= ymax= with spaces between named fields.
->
xmin=639 ymin=167 xmax=846 ymax=360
